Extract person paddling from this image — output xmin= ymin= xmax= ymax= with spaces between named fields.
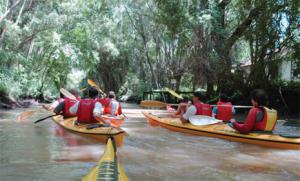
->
xmin=103 ymin=91 xmax=122 ymax=116
xmin=53 ymin=89 xmax=80 ymax=118
xmin=42 ymin=93 xmax=64 ymax=111
xmin=180 ymin=92 xmax=212 ymax=123
xmin=212 ymin=93 xmax=235 ymax=122
xmin=69 ymin=86 xmax=108 ymax=124
xmin=228 ymin=89 xmax=278 ymax=134
xmin=170 ymin=96 xmax=190 ymax=118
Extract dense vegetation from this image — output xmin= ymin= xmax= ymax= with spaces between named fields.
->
xmin=0 ymin=0 xmax=299 ymax=113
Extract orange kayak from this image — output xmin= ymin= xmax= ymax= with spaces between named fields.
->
xmin=142 ymin=111 xmax=300 ymax=149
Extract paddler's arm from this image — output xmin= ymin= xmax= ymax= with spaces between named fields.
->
xmin=53 ymin=101 xmax=64 ymax=115
xmin=93 ymin=102 xmax=103 ymax=118
xmin=231 ymin=108 xmax=257 ymax=134
xmin=69 ymin=101 xmax=79 ymax=114
xmin=180 ymin=105 xmax=197 ymax=123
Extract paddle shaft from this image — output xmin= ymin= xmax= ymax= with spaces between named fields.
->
xmin=167 ymin=103 xmax=252 ymax=109
xmin=34 ymin=115 xmax=56 ymax=124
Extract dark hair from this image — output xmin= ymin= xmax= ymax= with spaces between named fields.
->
xmin=219 ymin=93 xmax=229 ymax=102
xmin=193 ymin=91 xmax=203 ymax=100
xmin=251 ymin=89 xmax=268 ymax=106
xmin=88 ymin=86 xmax=98 ymax=98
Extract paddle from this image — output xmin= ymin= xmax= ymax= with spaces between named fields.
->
xmin=34 ymin=115 xmax=56 ymax=124
xmin=279 ymin=133 xmax=300 ymax=138
xmin=140 ymin=100 xmax=253 ymax=109
xmin=60 ymin=88 xmax=77 ymax=101
xmin=165 ymin=88 xmax=183 ymax=99
xmin=87 ymin=79 xmax=106 ymax=96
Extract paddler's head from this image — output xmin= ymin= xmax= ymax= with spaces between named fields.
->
xmin=250 ymin=89 xmax=268 ymax=107
xmin=88 ymin=86 xmax=98 ymax=99
xmin=193 ymin=91 xmax=203 ymax=103
xmin=108 ymin=91 xmax=116 ymax=99
xmin=219 ymin=93 xmax=229 ymax=102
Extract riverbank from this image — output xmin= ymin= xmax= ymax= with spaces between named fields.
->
xmin=0 ymin=95 xmax=40 ymax=109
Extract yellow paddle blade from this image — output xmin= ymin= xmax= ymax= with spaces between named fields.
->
xmin=87 ymin=79 xmax=97 ymax=87
xmin=87 ymin=79 xmax=106 ymax=95
xmin=140 ymin=100 xmax=167 ymax=108
xmin=165 ymin=88 xmax=183 ymax=99
xmin=60 ymin=88 xmax=77 ymax=100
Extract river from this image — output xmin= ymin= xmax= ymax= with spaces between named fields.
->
xmin=0 ymin=103 xmax=299 ymax=181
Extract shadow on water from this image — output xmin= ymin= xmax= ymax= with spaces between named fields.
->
xmin=0 ymin=104 xmax=300 ymax=181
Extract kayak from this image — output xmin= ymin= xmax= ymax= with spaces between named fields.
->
xmin=96 ymin=115 xmax=125 ymax=127
xmin=82 ymin=137 xmax=128 ymax=181
xmin=142 ymin=112 xmax=300 ymax=149
xmin=52 ymin=115 xmax=126 ymax=147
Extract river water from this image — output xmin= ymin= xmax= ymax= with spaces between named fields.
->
xmin=0 ymin=103 xmax=299 ymax=181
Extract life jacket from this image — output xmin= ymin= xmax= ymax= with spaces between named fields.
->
xmin=254 ymin=107 xmax=278 ymax=131
xmin=62 ymin=98 xmax=77 ymax=118
xmin=201 ymin=103 xmax=212 ymax=116
xmin=194 ymin=101 xmax=203 ymax=115
xmin=194 ymin=102 xmax=212 ymax=116
xmin=104 ymin=99 xmax=122 ymax=116
xmin=76 ymin=99 xmax=97 ymax=124
xmin=215 ymin=101 xmax=232 ymax=122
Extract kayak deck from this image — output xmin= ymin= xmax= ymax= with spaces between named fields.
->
xmin=82 ymin=138 xmax=128 ymax=181
xmin=52 ymin=115 xmax=126 ymax=147
xmin=143 ymin=111 xmax=300 ymax=149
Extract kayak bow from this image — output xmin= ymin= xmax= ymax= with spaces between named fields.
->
xmin=82 ymin=138 xmax=128 ymax=181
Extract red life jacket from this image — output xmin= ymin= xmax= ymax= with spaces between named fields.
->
xmin=254 ymin=107 xmax=277 ymax=131
xmin=216 ymin=101 xmax=232 ymax=122
xmin=194 ymin=101 xmax=203 ymax=115
xmin=194 ymin=102 xmax=212 ymax=116
xmin=62 ymin=98 xmax=77 ymax=118
xmin=77 ymin=99 xmax=97 ymax=124
xmin=201 ymin=103 xmax=212 ymax=116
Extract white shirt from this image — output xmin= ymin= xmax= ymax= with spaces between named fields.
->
xmin=182 ymin=105 xmax=197 ymax=120
xmin=69 ymin=100 xmax=103 ymax=118
xmin=110 ymin=99 xmax=119 ymax=116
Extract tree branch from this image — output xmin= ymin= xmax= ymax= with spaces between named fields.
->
xmin=0 ymin=0 xmax=22 ymax=24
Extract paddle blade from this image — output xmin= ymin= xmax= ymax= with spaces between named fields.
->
xmin=165 ymin=88 xmax=183 ymax=99
xmin=96 ymin=116 xmax=124 ymax=127
xmin=17 ymin=111 xmax=36 ymax=121
xmin=60 ymin=88 xmax=77 ymax=100
xmin=140 ymin=100 xmax=167 ymax=108
xmin=87 ymin=79 xmax=106 ymax=95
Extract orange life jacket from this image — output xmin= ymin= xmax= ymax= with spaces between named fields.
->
xmin=104 ymin=100 xmax=122 ymax=116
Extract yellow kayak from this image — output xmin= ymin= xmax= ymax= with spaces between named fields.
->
xmin=143 ymin=111 xmax=300 ymax=149
xmin=82 ymin=138 xmax=128 ymax=181
xmin=52 ymin=115 xmax=126 ymax=147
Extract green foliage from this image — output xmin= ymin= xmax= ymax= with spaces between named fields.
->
xmin=0 ymin=0 xmax=299 ymax=103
